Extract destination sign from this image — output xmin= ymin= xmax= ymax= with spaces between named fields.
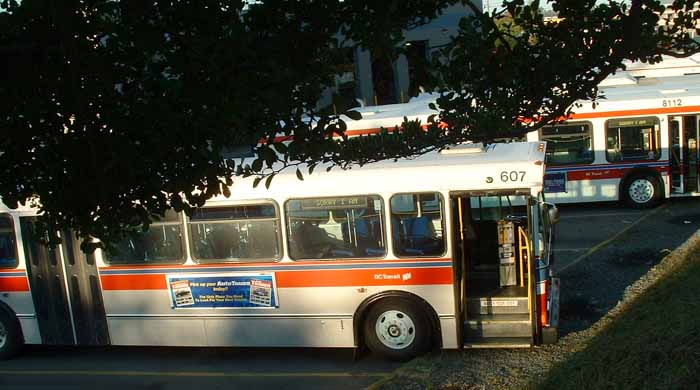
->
xmin=610 ymin=118 xmax=656 ymax=128
xmin=300 ymin=196 xmax=368 ymax=210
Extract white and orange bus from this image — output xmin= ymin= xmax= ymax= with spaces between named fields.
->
xmin=523 ymin=57 xmax=700 ymax=208
xmin=310 ymin=55 xmax=700 ymax=209
xmin=0 ymin=141 xmax=559 ymax=361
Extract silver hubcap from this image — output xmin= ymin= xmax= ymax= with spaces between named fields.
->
xmin=628 ymin=178 xmax=655 ymax=204
xmin=375 ymin=310 xmax=416 ymax=350
xmin=0 ymin=321 xmax=7 ymax=349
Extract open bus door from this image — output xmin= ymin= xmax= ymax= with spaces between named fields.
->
xmin=20 ymin=218 xmax=110 ymax=346
xmin=670 ymin=116 xmax=685 ymax=193
xmin=670 ymin=115 xmax=700 ymax=194
xmin=686 ymin=116 xmax=700 ymax=193
xmin=538 ymin=196 xmax=560 ymax=344
xmin=451 ymin=192 xmax=538 ymax=348
xmin=451 ymin=192 xmax=559 ymax=348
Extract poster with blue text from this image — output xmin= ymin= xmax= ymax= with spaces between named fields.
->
xmin=544 ymin=172 xmax=567 ymax=193
xmin=167 ymin=273 xmax=278 ymax=309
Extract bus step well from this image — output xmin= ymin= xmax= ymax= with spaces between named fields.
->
xmin=462 ymin=336 xmax=532 ymax=349
xmin=463 ymin=294 xmax=534 ymax=347
xmin=466 ymin=296 xmax=529 ymax=315
xmin=464 ymin=313 xmax=532 ymax=338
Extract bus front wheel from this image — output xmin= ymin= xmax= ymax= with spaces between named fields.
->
xmin=363 ymin=298 xmax=431 ymax=361
xmin=622 ymin=175 xmax=662 ymax=209
xmin=0 ymin=310 xmax=22 ymax=360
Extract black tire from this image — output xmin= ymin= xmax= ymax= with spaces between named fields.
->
xmin=0 ymin=309 xmax=22 ymax=360
xmin=621 ymin=174 xmax=662 ymax=209
xmin=363 ymin=298 xmax=431 ymax=361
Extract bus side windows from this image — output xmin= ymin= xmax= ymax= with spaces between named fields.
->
xmin=0 ymin=214 xmax=19 ymax=269
xmin=606 ymin=117 xmax=661 ymax=162
xmin=285 ymin=195 xmax=387 ymax=260
xmin=390 ymin=193 xmax=446 ymax=257
xmin=188 ymin=203 xmax=281 ymax=263
xmin=103 ymin=210 xmax=185 ymax=265
xmin=540 ymin=122 xmax=594 ymax=166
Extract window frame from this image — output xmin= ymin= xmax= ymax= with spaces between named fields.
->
xmin=469 ymin=194 xmax=530 ymax=222
xmin=605 ymin=116 xmax=661 ymax=163
xmin=284 ymin=194 xmax=388 ymax=261
xmin=0 ymin=213 xmax=19 ymax=269
xmin=187 ymin=200 xmax=283 ymax=264
xmin=539 ymin=121 xmax=595 ymax=166
xmin=102 ymin=211 xmax=187 ymax=266
xmin=389 ymin=192 xmax=448 ymax=259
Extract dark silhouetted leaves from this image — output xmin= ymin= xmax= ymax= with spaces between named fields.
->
xmin=0 ymin=0 xmax=697 ymax=250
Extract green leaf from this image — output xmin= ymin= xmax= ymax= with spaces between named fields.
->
xmin=296 ymin=168 xmax=304 ymax=181
xmin=251 ymin=158 xmax=263 ymax=172
xmin=345 ymin=110 xmax=363 ymax=120
xmin=338 ymin=120 xmax=347 ymax=133
xmin=1 ymin=0 xmax=692 ymax=250
xmin=253 ymin=177 xmax=262 ymax=188
xmin=273 ymin=142 xmax=288 ymax=154
xmin=265 ymin=174 xmax=274 ymax=189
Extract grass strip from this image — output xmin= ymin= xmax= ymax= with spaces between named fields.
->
xmin=533 ymin=241 xmax=700 ymax=390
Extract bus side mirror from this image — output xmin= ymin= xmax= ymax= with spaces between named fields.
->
xmin=547 ymin=204 xmax=560 ymax=225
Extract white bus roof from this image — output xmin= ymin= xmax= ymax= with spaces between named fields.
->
xmin=566 ymin=72 xmax=700 ymax=116
xmin=0 ymin=142 xmax=546 ymax=213
xmin=339 ymin=93 xmax=439 ymax=135
xmin=336 ymin=55 xmax=700 ymax=133
xmin=214 ymin=142 xmax=546 ymax=203
xmin=621 ymin=53 xmax=700 ymax=79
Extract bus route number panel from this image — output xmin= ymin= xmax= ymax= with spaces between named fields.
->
xmin=167 ymin=273 xmax=278 ymax=309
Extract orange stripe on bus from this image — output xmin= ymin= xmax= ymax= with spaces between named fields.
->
xmin=101 ymin=274 xmax=168 ymax=290
xmin=0 ymin=277 xmax=29 ymax=292
xmin=265 ymin=121 xmax=450 ymax=144
xmin=275 ymin=267 xmax=453 ymax=288
xmin=564 ymin=105 xmax=700 ymax=120
xmin=266 ymin=106 xmax=700 ymax=142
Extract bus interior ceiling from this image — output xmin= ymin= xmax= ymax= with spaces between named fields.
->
xmin=451 ymin=193 xmax=534 ymax=348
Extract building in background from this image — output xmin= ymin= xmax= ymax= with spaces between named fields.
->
xmin=658 ymin=0 xmax=700 ymax=40
xmin=318 ymin=3 xmax=480 ymax=112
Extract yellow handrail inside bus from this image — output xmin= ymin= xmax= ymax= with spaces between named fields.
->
xmin=518 ymin=226 xmax=534 ymax=338
xmin=518 ymin=229 xmax=525 ymax=287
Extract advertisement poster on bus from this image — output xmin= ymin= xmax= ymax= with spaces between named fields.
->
xmin=167 ymin=273 xmax=278 ymax=309
xmin=544 ymin=172 xmax=567 ymax=193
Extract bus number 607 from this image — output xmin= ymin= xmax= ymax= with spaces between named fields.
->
xmin=501 ymin=171 xmax=526 ymax=182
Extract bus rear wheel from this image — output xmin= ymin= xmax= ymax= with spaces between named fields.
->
xmin=622 ymin=174 xmax=662 ymax=209
xmin=0 ymin=310 xmax=22 ymax=360
xmin=363 ymin=298 xmax=431 ymax=361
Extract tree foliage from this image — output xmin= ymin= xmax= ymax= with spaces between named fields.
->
xmin=0 ymin=0 xmax=698 ymax=249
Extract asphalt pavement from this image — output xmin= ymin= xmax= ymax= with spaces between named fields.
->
xmin=0 ymin=346 xmax=398 ymax=390
xmin=553 ymin=198 xmax=700 ymax=334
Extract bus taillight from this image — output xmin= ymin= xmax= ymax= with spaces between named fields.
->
xmin=537 ymin=279 xmax=549 ymax=327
